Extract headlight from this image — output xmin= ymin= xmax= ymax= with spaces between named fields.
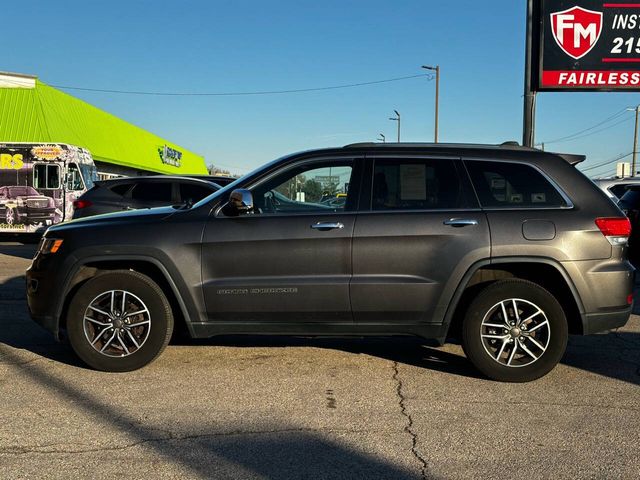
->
xmin=38 ymin=238 xmax=64 ymax=254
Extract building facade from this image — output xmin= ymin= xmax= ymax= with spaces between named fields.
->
xmin=0 ymin=72 xmax=207 ymax=179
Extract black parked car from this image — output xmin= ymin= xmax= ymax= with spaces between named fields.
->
xmin=72 ymin=176 xmax=223 ymax=219
xmin=27 ymin=143 xmax=633 ymax=381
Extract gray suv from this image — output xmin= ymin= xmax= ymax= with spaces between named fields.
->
xmin=26 ymin=143 xmax=634 ymax=382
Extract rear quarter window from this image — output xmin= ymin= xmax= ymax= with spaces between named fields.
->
xmin=465 ymin=160 xmax=568 ymax=208
xmin=110 ymin=183 xmax=133 ymax=196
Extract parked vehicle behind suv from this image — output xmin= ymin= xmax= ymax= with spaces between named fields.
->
xmin=72 ymin=176 xmax=222 ymax=219
xmin=27 ymin=143 xmax=634 ymax=382
xmin=592 ymin=177 xmax=640 ymax=200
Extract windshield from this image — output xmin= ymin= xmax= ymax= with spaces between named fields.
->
xmin=79 ymin=163 xmax=98 ymax=190
xmin=8 ymin=186 xmax=38 ymax=196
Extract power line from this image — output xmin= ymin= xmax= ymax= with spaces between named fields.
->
xmin=49 ymin=73 xmax=433 ymax=97
xmin=550 ymin=115 xmax=633 ymax=146
xmin=538 ymin=108 xmax=629 ymax=145
xmin=580 ymin=152 xmax=633 ymax=173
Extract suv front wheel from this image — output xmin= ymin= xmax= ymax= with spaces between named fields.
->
xmin=461 ymin=279 xmax=568 ymax=382
xmin=66 ymin=270 xmax=174 ymax=372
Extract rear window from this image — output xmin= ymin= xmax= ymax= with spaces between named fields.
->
xmin=130 ymin=182 xmax=173 ymax=202
xmin=465 ymin=160 xmax=568 ymax=208
xmin=609 ymin=184 xmax=638 ymax=199
xmin=618 ymin=187 xmax=640 ymax=210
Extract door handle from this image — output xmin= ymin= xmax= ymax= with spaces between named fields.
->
xmin=443 ymin=218 xmax=478 ymax=227
xmin=311 ymin=222 xmax=344 ymax=231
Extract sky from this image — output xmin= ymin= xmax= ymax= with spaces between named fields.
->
xmin=2 ymin=0 xmax=640 ymax=177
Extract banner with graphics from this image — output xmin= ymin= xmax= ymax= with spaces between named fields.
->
xmin=0 ymin=143 xmax=94 ymax=233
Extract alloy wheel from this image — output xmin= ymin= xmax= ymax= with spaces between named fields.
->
xmin=83 ymin=290 xmax=151 ymax=357
xmin=480 ymin=298 xmax=551 ymax=368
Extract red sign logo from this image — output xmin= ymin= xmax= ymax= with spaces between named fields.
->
xmin=551 ymin=6 xmax=602 ymax=60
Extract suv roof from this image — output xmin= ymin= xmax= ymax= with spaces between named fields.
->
xmin=341 ymin=142 xmax=586 ymax=165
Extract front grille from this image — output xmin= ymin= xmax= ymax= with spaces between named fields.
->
xmin=26 ymin=199 xmax=49 ymax=209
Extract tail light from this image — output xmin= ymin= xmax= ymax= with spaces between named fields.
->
xmin=595 ymin=217 xmax=631 ymax=245
xmin=73 ymin=199 xmax=92 ymax=209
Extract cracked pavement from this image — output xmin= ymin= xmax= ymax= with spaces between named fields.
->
xmin=1 ymin=242 xmax=639 ymax=479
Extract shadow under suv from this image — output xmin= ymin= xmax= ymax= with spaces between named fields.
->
xmin=26 ymin=143 xmax=634 ymax=382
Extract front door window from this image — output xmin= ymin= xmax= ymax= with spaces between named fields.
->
xmin=252 ymin=163 xmax=353 ymax=215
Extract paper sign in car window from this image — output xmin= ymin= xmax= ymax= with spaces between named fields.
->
xmin=490 ymin=177 xmax=506 ymax=189
xmin=531 ymin=193 xmax=546 ymax=203
xmin=400 ymin=164 xmax=427 ymax=200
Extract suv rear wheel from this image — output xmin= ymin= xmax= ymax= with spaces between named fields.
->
xmin=66 ymin=270 xmax=173 ymax=372
xmin=461 ymin=279 xmax=568 ymax=382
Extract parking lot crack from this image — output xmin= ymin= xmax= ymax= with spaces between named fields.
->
xmin=392 ymin=361 xmax=428 ymax=480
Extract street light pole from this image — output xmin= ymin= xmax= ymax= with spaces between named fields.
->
xmin=421 ymin=65 xmax=440 ymax=142
xmin=627 ymin=106 xmax=640 ymax=177
xmin=389 ymin=110 xmax=400 ymax=142
xmin=377 ymin=133 xmax=386 ymax=143
xmin=634 ymin=106 xmax=639 ymax=177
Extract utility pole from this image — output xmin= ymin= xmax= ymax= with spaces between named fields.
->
xmin=389 ymin=110 xmax=400 ymax=142
xmin=421 ymin=65 xmax=440 ymax=142
xmin=377 ymin=133 xmax=386 ymax=143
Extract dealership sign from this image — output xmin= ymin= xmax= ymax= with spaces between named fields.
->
xmin=535 ymin=1 xmax=640 ymax=90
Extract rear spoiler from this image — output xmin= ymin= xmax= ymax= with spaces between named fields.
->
xmin=553 ymin=152 xmax=586 ymax=166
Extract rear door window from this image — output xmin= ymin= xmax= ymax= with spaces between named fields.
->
xmin=130 ymin=182 xmax=173 ymax=202
xmin=465 ymin=160 xmax=568 ymax=208
xmin=371 ymin=158 xmax=465 ymax=210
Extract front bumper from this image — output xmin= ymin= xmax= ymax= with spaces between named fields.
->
xmin=26 ymin=253 xmax=69 ymax=340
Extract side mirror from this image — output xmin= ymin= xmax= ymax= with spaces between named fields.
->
xmin=225 ymin=189 xmax=254 ymax=216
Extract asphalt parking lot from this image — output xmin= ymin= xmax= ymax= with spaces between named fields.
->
xmin=1 ymin=242 xmax=639 ymax=479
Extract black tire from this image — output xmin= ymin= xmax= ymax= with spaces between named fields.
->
xmin=461 ymin=279 xmax=568 ymax=382
xmin=66 ymin=270 xmax=173 ymax=372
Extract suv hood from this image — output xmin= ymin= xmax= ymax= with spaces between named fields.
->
xmin=47 ymin=205 xmax=184 ymax=233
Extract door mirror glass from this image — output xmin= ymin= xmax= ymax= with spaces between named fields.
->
xmin=224 ymin=189 xmax=254 ymax=216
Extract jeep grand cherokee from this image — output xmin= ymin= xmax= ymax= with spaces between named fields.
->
xmin=26 ymin=143 xmax=634 ymax=382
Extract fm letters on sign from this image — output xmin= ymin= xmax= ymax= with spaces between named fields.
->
xmin=534 ymin=0 xmax=640 ymax=91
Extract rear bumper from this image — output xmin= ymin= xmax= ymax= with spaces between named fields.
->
xmin=581 ymin=308 xmax=632 ymax=335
